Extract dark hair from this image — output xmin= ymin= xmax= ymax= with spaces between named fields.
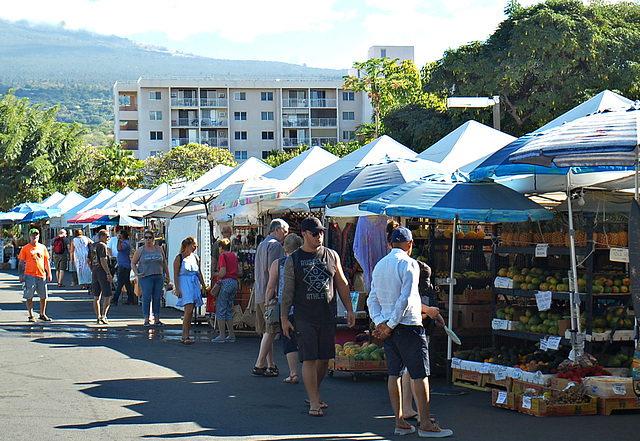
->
xmin=219 ymin=238 xmax=231 ymax=251
xmin=387 ymin=220 xmax=400 ymax=244
xmin=75 ymin=229 xmax=83 ymax=237
xmin=119 ymin=230 xmax=129 ymax=240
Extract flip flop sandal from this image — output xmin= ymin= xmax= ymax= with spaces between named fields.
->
xmin=283 ymin=375 xmax=299 ymax=383
xmin=305 ymin=399 xmax=328 ymax=408
xmin=181 ymin=338 xmax=195 ymax=345
xmin=252 ymin=366 xmax=267 ymax=376
xmin=27 ymin=316 xmax=35 ymax=322
xmin=308 ymin=408 xmax=323 ymax=417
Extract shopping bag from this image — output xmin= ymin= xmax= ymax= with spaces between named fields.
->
xmin=206 ymin=292 xmax=216 ymax=314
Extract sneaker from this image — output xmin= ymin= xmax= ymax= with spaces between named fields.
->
xmin=394 ymin=425 xmax=416 ymax=436
xmin=101 ymin=317 xmax=109 ymax=324
xmin=144 ymin=320 xmax=151 ymax=327
xmin=225 ymin=337 xmax=236 ymax=343
xmin=154 ymin=321 xmax=164 ymax=327
xmin=418 ymin=424 xmax=453 ymax=438
xmin=211 ymin=336 xmax=226 ymax=343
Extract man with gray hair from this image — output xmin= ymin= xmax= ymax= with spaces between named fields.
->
xmin=252 ymin=218 xmax=288 ymax=376
xmin=212 ymin=225 xmax=233 ymax=273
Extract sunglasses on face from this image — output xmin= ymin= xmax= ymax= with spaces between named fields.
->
xmin=309 ymin=231 xmax=324 ymax=238
xmin=192 ymin=244 xmax=198 ymax=248
xmin=144 ymin=236 xmax=154 ymax=239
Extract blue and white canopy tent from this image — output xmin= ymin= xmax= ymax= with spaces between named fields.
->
xmin=360 ymin=176 xmax=553 ymax=386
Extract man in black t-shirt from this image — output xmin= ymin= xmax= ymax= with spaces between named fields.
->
xmin=281 ymin=216 xmax=355 ymax=417
xmin=89 ymin=229 xmax=113 ymax=325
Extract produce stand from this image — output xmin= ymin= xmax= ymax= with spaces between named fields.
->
xmin=328 ymin=355 xmax=388 ymax=381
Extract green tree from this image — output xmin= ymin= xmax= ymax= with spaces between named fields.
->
xmin=383 ymin=104 xmax=457 ymax=153
xmin=79 ymin=140 xmax=144 ymax=195
xmin=423 ymin=0 xmax=640 ymax=136
xmin=263 ymin=141 xmax=364 ymax=167
xmin=141 ymin=143 xmax=237 ymax=187
xmin=344 ymin=58 xmax=428 ymax=139
xmin=0 ymin=90 xmax=89 ymax=211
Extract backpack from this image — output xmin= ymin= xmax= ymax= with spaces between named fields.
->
xmin=53 ymin=237 xmax=65 ymax=254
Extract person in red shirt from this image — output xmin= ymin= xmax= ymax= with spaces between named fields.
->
xmin=18 ymin=228 xmax=53 ymax=322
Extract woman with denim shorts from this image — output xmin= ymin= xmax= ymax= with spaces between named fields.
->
xmin=210 ymin=238 xmax=238 ymax=342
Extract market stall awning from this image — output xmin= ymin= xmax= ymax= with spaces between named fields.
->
xmin=20 ymin=207 xmax=62 ymax=223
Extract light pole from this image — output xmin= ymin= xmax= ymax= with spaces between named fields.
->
xmin=447 ymin=96 xmax=501 ymax=131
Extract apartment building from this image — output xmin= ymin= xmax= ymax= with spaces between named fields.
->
xmin=113 ymin=78 xmax=366 ymax=160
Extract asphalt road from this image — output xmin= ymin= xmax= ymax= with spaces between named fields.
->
xmin=0 ymin=269 xmax=638 ymax=441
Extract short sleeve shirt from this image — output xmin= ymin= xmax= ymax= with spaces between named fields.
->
xmin=91 ymin=241 xmax=109 ymax=272
xmin=254 ymin=234 xmax=285 ymax=303
xmin=18 ymin=243 xmax=49 ymax=278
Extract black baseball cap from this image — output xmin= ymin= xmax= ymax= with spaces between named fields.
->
xmin=301 ymin=216 xmax=326 ymax=233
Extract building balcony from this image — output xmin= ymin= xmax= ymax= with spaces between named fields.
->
xmin=311 ymin=137 xmax=338 ymax=146
xmin=282 ymin=98 xmax=308 ymax=108
xmin=310 ymin=118 xmax=337 ymax=127
xmin=282 ymin=119 xmax=309 ymax=127
xmin=200 ymin=98 xmax=228 ymax=107
xmin=200 ymin=118 xmax=228 ymax=128
xmin=201 ymin=137 xmax=229 ymax=147
xmin=172 ymin=137 xmax=200 ymax=147
xmin=118 ymin=105 xmax=138 ymax=111
xmin=172 ymin=118 xmax=200 ymax=127
xmin=283 ymin=137 xmax=309 ymax=147
xmin=170 ymin=98 xmax=199 ymax=107
xmin=121 ymin=140 xmax=139 ymax=150
xmin=310 ymin=98 xmax=337 ymax=108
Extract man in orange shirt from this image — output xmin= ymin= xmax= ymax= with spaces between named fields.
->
xmin=18 ymin=228 xmax=53 ymax=322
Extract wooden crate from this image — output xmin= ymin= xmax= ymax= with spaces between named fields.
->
xmin=491 ymin=389 xmax=516 ymax=410
xmin=452 ymin=368 xmax=486 ymax=390
xmin=482 ymin=373 xmax=512 ymax=391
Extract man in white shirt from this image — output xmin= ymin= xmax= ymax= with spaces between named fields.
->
xmin=368 ymin=227 xmax=452 ymax=438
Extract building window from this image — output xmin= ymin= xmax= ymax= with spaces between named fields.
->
xmin=149 ymin=91 xmax=162 ymax=100
xmin=343 ymin=131 xmax=355 ymax=140
xmin=150 ymin=150 xmax=162 ymax=156
xmin=234 ymin=92 xmax=246 ymax=101
xmin=262 ymin=150 xmax=274 ymax=159
xmin=261 ymin=92 xmax=274 ymax=101
xmin=234 ymin=111 xmax=247 ymax=121
xmin=149 ymin=111 xmax=162 ymax=120
xmin=342 ymin=92 xmax=355 ymax=101
xmin=380 ymin=48 xmax=387 ymax=58
xmin=234 ymin=151 xmax=248 ymax=160
xmin=343 ymin=111 xmax=355 ymax=121
xmin=234 ymin=131 xmax=247 ymax=140
xmin=262 ymin=131 xmax=274 ymax=140
xmin=261 ymin=111 xmax=274 ymax=121
xmin=150 ymin=131 xmax=163 ymax=140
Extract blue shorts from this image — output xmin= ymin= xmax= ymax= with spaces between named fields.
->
xmin=295 ymin=320 xmax=335 ymax=361
xmin=23 ymin=274 xmax=48 ymax=300
xmin=281 ymin=314 xmax=298 ymax=355
xmin=384 ymin=324 xmax=430 ymax=379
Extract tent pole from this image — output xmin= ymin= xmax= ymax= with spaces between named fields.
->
xmin=447 ymin=216 xmax=457 ymax=383
xmin=635 ymin=148 xmax=639 ymax=202
xmin=566 ymin=173 xmax=583 ymax=359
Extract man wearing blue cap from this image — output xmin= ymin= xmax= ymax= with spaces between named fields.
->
xmin=368 ymin=226 xmax=452 ymax=438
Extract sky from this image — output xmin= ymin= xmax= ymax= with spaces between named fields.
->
xmin=0 ymin=0 xmax=606 ymax=70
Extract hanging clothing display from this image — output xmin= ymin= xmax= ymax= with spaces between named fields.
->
xmin=353 ymin=215 xmax=388 ymax=291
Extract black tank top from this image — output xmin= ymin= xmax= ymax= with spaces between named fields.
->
xmin=291 ymin=246 xmax=338 ymax=324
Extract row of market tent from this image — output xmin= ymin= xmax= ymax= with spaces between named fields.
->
xmin=3 ymin=89 xmax=640 ymax=361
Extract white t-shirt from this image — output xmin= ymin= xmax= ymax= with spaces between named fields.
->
xmin=107 ymin=236 xmax=119 ymax=257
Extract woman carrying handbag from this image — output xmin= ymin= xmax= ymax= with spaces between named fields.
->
xmin=210 ymin=238 xmax=239 ymax=343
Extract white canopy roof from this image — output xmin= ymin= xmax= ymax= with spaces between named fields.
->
xmin=263 ymin=135 xmax=417 ymax=213
xmin=61 ymin=188 xmax=115 ymax=225
xmin=417 ymin=120 xmax=516 ymax=173
xmin=41 ymin=191 xmax=65 ymax=208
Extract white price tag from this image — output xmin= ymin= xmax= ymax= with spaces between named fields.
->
xmin=492 ymin=318 xmax=509 ymax=330
xmin=495 ymin=367 xmax=507 ymax=381
xmin=563 ymin=381 xmax=575 ymax=391
xmin=496 ymin=391 xmax=507 ymax=404
xmin=535 ymin=243 xmax=549 ymax=258
xmin=547 ymin=336 xmax=561 ymax=350
xmin=494 ymin=277 xmax=514 ymax=289
xmin=512 ymin=368 xmax=523 ymax=380
xmin=612 ymin=384 xmax=627 ymax=395
xmin=535 ymin=291 xmax=552 ymax=311
xmin=539 ymin=338 xmax=548 ymax=351
xmin=451 ymin=358 xmax=462 ymax=369
xmin=480 ymin=363 xmax=490 ymax=374
xmin=522 ymin=396 xmax=532 ymax=409
xmin=610 ymin=247 xmax=629 ymax=263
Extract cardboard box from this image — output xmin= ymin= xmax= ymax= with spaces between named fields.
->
xmin=597 ymin=397 xmax=640 ymax=415
xmin=583 ymin=376 xmax=636 ymax=399
xmin=516 ymin=394 xmax=597 ymax=417
xmin=557 ymin=319 xmax=572 ymax=337
xmin=483 ymin=373 xmax=512 ymax=391
xmin=453 ymin=304 xmax=493 ymax=328
xmin=443 ymin=289 xmax=492 ymax=304
xmin=452 ymin=367 xmax=484 ymax=386
xmin=331 ymin=355 xmax=355 ymax=370
xmin=511 ymin=379 xmax=550 ymax=395
xmin=550 ymin=377 xmax=579 ymax=391
xmin=353 ymin=360 xmax=387 ymax=371
xmin=491 ymin=389 xmax=516 ymax=410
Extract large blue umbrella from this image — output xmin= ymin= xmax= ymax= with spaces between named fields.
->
xmin=9 ymin=202 xmax=47 ymax=213
xmin=359 ymin=177 xmax=552 ymax=376
xmin=20 ymin=207 xmax=62 ymax=223
xmin=308 ymin=158 xmax=445 ymax=209
xmin=507 ymin=107 xmax=640 ymax=357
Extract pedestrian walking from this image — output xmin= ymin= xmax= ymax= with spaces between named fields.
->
xmin=112 ymin=230 xmax=135 ymax=305
xmin=210 ymin=238 xmax=239 ymax=343
xmin=173 ymin=236 xmax=206 ymax=344
xmin=280 ymin=216 xmax=355 ymax=417
xmin=367 ymin=226 xmax=452 ymax=438
xmin=131 ymin=230 xmax=171 ymax=327
xmin=252 ymin=218 xmax=289 ymax=376
xmin=69 ymin=229 xmax=92 ymax=289
xmin=264 ymin=233 xmax=304 ymax=384
xmin=50 ymin=228 xmax=70 ymax=287
xmin=18 ymin=228 xmax=53 ymax=322
xmin=89 ymin=229 xmax=113 ymax=324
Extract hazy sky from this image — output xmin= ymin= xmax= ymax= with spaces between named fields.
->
xmin=1 ymin=0 xmax=601 ymax=69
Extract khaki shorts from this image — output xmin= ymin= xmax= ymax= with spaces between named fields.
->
xmin=255 ymin=302 xmax=280 ymax=334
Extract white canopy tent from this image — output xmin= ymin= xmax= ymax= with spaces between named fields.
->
xmin=262 ymin=135 xmax=417 ymax=214
xmin=41 ymin=192 xmax=65 ymax=208
xmin=59 ymin=189 xmax=115 ymax=225
xmin=417 ymin=120 xmax=516 ymax=173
